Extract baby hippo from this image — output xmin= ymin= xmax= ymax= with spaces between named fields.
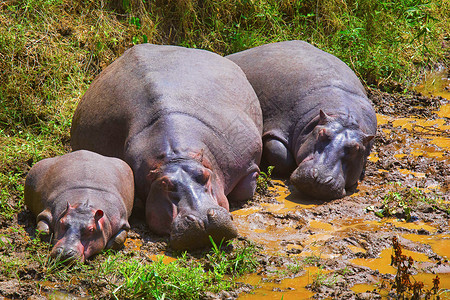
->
xmin=25 ymin=150 xmax=134 ymax=262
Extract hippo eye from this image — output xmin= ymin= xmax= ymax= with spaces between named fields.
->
xmin=195 ymin=169 xmax=210 ymax=185
xmin=83 ymin=226 xmax=95 ymax=236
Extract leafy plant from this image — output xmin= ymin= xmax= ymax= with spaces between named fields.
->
xmin=371 ymin=183 xmax=449 ymax=221
xmin=256 ymin=166 xmax=274 ymax=195
xmin=206 ymin=237 xmax=260 ymax=278
xmin=311 ymin=267 xmax=340 ymax=289
xmin=387 ymin=236 xmax=444 ymax=299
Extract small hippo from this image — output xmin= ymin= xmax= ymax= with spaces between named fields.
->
xmin=227 ymin=40 xmax=377 ymax=200
xmin=24 ymin=150 xmax=134 ymax=262
xmin=70 ymin=44 xmax=262 ymax=250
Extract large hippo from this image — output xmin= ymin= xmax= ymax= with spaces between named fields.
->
xmin=227 ymin=40 xmax=377 ymax=200
xmin=70 ymin=44 xmax=262 ymax=250
xmin=24 ymin=150 xmax=134 ymax=262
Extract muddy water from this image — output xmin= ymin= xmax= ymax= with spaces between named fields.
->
xmin=233 ymin=71 xmax=450 ymax=299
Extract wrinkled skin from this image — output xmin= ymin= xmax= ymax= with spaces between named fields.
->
xmin=146 ymin=160 xmax=238 ymax=249
xmin=24 ymin=150 xmax=134 ymax=262
xmin=51 ymin=203 xmax=108 ymax=262
xmin=227 ymin=41 xmax=377 ymax=200
xmin=290 ymin=111 xmax=374 ymax=199
xmin=71 ymin=44 xmax=262 ymax=249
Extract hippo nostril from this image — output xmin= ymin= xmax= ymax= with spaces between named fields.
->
xmin=51 ymin=247 xmax=80 ymax=262
xmin=325 ymin=176 xmax=333 ymax=184
xmin=51 ymin=247 xmax=64 ymax=258
xmin=185 ymin=214 xmax=196 ymax=222
xmin=207 ymin=208 xmax=216 ymax=219
xmin=183 ymin=214 xmax=205 ymax=231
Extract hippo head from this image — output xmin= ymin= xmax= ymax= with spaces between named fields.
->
xmin=145 ymin=157 xmax=238 ymax=250
xmin=291 ymin=111 xmax=374 ymax=200
xmin=51 ymin=202 xmax=110 ymax=262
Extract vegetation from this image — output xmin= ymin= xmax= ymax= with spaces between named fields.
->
xmin=311 ymin=267 xmax=341 ymax=289
xmin=205 ymin=237 xmax=259 ymax=278
xmin=0 ymin=228 xmax=260 ymax=298
xmin=256 ymin=165 xmax=274 ymax=194
xmin=386 ymin=237 xmax=444 ymax=299
xmin=369 ymin=183 xmax=449 ymax=221
xmin=1 ymin=0 xmax=449 ymax=298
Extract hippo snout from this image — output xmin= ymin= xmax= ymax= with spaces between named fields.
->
xmin=290 ymin=166 xmax=346 ymax=200
xmin=50 ymin=246 xmax=82 ymax=262
xmin=170 ymin=207 xmax=238 ymax=250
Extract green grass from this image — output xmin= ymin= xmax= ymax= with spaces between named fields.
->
xmin=369 ymin=183 xmax=449 ymax=221
xmin=103 ymin=252 xmax=239 ymax=300
xmin=119 ymin=0 xmax=448 ymax=86
xmin=0 ymin=227 xmax=260 ymax=298
xmin=256 ymin=166 xmax=274 ymax=195
xmin=311 ymin=267 xmax=341 ymax=289
xmin=206 ymin=237 xmax=259 ymax=278
xmin=302 ymin=254 xmax=322 ymax=267
xmin=0 ymin=0 xmax=449 ymax=298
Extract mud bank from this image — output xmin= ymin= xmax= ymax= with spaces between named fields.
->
xmin=0 ymin=74 xmax=449 ymax=299
xmin=230 ymin=71 xmax=450 ymax=299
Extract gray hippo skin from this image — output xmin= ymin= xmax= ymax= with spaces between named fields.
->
xmin=227 ymin=40 xmax=377 ymax=200
xmin=70 ymin=44 xmax=262 ymax=250
xmin=24 ymin=150 xmax=134 ymax=262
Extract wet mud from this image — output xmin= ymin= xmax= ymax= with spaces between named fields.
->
xmin=0 ymin=71 xmax=449 ymax=299
xmin=229 ymin=71 xmax=450 ymax=299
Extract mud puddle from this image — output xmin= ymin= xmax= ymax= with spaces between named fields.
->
xmin=232 ymin=71 xmax=450 ymax=299
xmin=1 ymin=72 xmax=449 ymax=299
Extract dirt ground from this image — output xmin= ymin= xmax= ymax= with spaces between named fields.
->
xmin=0 ymin=85 xmax=449 ymax=299
xmin=227 ymin=87 xmax=450 ymax=299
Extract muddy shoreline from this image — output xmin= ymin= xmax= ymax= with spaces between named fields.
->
xmin=0 ymin=85 xmax=449 ymax=299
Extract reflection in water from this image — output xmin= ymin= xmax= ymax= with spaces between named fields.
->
xmin=415 ymin=69 xmax=450 ymax=101
xmin=45 ymin=290 xmax=90 ymax=300
xmin=125 ymin=238 xmax=143 ymax=251
xmin=351 ymin=247 xmax=431 ymax=275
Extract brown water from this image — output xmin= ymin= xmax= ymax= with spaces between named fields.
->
xmin=234 ymin=70 xmax=450 ymax=299
xmin=37 ymin=70 xmax=450 ymax=299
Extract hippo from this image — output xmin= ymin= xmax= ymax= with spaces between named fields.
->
xmin=24 ymin=150 xmax=134 ymax=262
xmin=70 ymin=44 xmax=262 ymax=250
xmin=227 ymin=40 xmax=377 ymax=200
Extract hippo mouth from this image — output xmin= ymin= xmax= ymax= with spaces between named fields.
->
xmin=50 ymin=245 xmax=85 ymax=263
xmin=290 ymin=166 xmax=346 ymax=200
xmin=169 ymin=207 xmax=238 ymax=250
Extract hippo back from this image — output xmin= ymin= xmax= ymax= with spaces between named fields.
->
xmin=25 ymin=150 xmax=134 ymax=221
xmin=227 ymin=40 xmax=376 ymax=148
xmin=71 ymin=44 xmax=263 ymax=196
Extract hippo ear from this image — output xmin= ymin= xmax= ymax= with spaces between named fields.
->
xmin=362 ymin=134 xmax=374 ymax=145
xmin=318 ymin=110 xmax=332 ymax=125
xmin=94 ymin=210 xmax=104 ymax=222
